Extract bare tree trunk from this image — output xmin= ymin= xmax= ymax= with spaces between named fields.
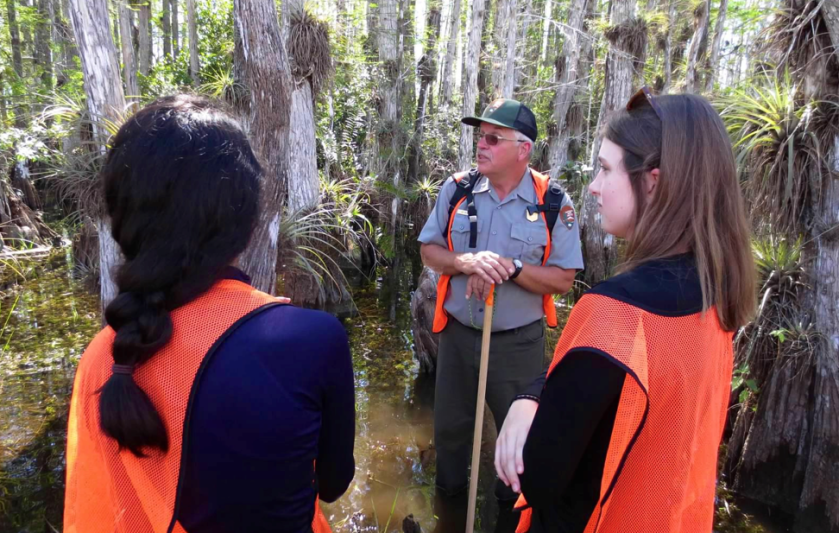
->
xmin=137 ymin=0 xmax=152 ymax=75
xmin=581 ymin=0 xmax=643 ymax=286
xmin=458 ymin=0 xmax=486 ymax=170
xmin=21 ymin=0 xmax=32 ymax=50
xmin=188 ymin=0 xmax=199 ymax=83
xmin=548 ymin=0 xmax=589 ymax=175
xmin=282 ymin=0 xmax=320 ymax=213
xmin=0 ymin=74 xmax=7 ymax=123
xmin=685 ymin=0 xmax=710 ymax=93
xmin=53 ymin=0 xmax=79 ymax=86
xmin=540 ymin=0 xmax=551 ymax=62
xmin=501 ymin=0 xmax=517 ymax=97
xmin=162 ymin=0 xmax=171 ymax=58
xmin=6 ymin=0 xmax=27 ymax=127
xmin=35 ymin=0 xmax=54 ymax=97
xmin=410 ymin=7 xmax=441 ymax=183
xmin=233 ymin=0 xmax=293 ymax=294
xmin=440 ymin=0 xmax=462 ymax=108
xmin=663 ymin=0 xmax=676 ymax=92
xmin=516 ymin=0 xmax=533 ymax=86
xmin=119 ymin=0 xmax=139 ymax=99
xmin=703 ymin=0 xmax=728 ymax=92
xmin=68 ymin=0 xmax=127 ymax=311
xmin=172 ymin=0 xmax=179 ymax=58
xmin=491 ymin=0 xmax=510 ymax=97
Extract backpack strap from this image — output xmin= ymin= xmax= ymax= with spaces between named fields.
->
xmin=526 ymin=177 xmax=568 ymax=235
xmin=442 ymin=168 xmax=481 ymax=249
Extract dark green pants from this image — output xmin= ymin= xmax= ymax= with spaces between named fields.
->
xmin=434 ymin=318 xmax=545 ymax=502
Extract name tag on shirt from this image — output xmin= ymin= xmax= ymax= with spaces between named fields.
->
xmin=456 ymin=209 xmax=469 ymax=216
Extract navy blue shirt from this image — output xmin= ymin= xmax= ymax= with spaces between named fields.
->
xmin=178 ymin=268 xmax=355 ymax=533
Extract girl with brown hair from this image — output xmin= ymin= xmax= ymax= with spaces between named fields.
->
xmin=494 ymin=90 xmax=755 ymax=533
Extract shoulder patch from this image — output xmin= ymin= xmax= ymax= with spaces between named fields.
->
xmin=560 ymin=205 xmax=576 ymax=229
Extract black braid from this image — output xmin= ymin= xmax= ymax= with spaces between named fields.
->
xmin=97 ymin=95 xmax=261 ymax=457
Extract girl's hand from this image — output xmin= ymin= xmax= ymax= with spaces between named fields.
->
xmin=495 ymin=398 xmax=539 ymax=493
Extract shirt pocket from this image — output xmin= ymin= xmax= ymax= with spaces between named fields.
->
xmin=511 ymin=223 xmax=549 ymax=265
xmin=450 ymin=214 xmax=483 ymax=252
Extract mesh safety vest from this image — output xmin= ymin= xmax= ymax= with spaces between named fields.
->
xmin=514 ymin=292 xmax=733 ymax=533
xmin=432 ymin=169 xmax=559 ymax=333
xmin=64 ymin=279 xmax=332 ymax=533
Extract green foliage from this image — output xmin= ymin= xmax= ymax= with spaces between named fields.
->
xmin=718 ymin=74 xmax=836 ymax=233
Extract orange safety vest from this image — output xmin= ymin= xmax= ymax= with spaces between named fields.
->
xmin=64 ymin=279 xmax=332 ymax=533
xmin=514 ymin=292 xmax=733 ymax=533
xmin=432 ymin=169 xmax=557 ymax=333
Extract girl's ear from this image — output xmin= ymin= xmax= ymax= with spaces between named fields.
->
xmin=644 ymin=168 xmax=660 ymax=200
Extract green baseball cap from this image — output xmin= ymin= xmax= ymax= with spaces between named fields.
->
xmin=462 ymin=99 xmax=538 ymax=142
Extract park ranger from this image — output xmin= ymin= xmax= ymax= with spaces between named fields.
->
xmin=418 ymin=99 xmax=584 ymax=532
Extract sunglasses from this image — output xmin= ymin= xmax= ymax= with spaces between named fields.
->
xmin=627 ymin=85 xmax=664 ymax=120
xmin=475 ymin=132 xmax=527 ymax=146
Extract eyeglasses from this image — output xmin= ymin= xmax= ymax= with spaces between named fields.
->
xmin=475 ymin=132 xmax=526 ymax=146
xmin=627 ymin=85 xmax=663 ymax=120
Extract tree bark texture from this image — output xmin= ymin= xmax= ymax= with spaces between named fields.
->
xmin=162 ymin=0 xmax=171 ymax=58
xmin=172 ymin=0 xmax=179 ymax=57
xmin=137 ymin=0 xmax=152 ymax=75
xmin=685 ymin=0 xmax=710 ymax=93
xmin=410 ymin=7 xmax=441 ymax=183
xmin=491 ymin=0 xmax=511 ymax=97
xmin=188 ymin=0 xmax=199 ymax=83
xmin=548 ymin=0 xmax=589 ymax=176
xmin=501 ymin=0 xmax=517 ymax=97
xmin=67 ymin=0 xmax=127 ymax=311
xmin=725 ymin=5 xmax=839 ymax=531
xmin=440 ymin=0 xmax=462 ymax=108
xmin=7 ymin=0 xmax=27 ymax=126
xmin=663 ymin=0 xmax=676 ymax=91
xmin=35 ymin=0 xmax=54 ymax=94
xmin=233 ymin=0 xmax=293 ymax=294
xmin=458 ymin=0 xmax=486 ymax=170
xmin=581 ymin=0 xmax=642 ymax=286
xmin=119 ymin=0 xmax=140 ymax=100
xmin=283 ymin=0 xmax=320 ymax=213
xmin=703 ymin=0 xmax=728 ymax=92
xmin=54 ymin=0 xmax=79 ymax=87
xmin=540 ymin=0 xmax=551 ymax=63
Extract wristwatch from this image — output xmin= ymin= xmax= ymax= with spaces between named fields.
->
xmin=510 ymin=258 xmax=523 ymax=280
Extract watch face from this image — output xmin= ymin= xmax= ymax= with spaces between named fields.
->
xmin=514 ymin=259 xmax=523 ymax=268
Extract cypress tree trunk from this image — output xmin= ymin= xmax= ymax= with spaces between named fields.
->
xmin=172 ymin=0 xmax=179 ymax=58
xmin=67 ymin=0 xmax=127 ymax=311
xmin=458 ymin=0 xmax=486 ymax=170
xmin=685 ymin=0 xmax=710 ymax=93
xmin=35 ymin=0 xmax=54 ymax=97
xmin=162 ymin=0 xmax=171 ymax=58
xmin=119 ymin=0 xmax=140 ymax=99
xmin=282 ymin=0 xmax=320 ymax=213
xmin=547 ymin=0 xmax=589 ymax=174
xmin=137 ymin=0 xmax=152 ymax=75
xmin=188 ymin=0 xmax=199 ymax=83
xmin=233 ymin=0 xmax=294 ymax=294
xmin=663 ymin=0 xmax=676 ymax=91
xmin=410 ymin=7 xmax=441 ymax=183
xmin=501 ymin=0 xmax=516 ymax=97
xmin=440 ymin=0 xmax=462 ymax=108
xmin=703 ymin=0 xmax=728 ymax=92
xmin=6 ymin=0 xmax=27 ymax=127
xmin=581 ymin=0 xmax=644 ymax=286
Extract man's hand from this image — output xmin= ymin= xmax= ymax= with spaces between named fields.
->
xmin=277 ymin=297 xmax=291 ymax=304
xmin=465 ymin=274 xmax=493 ymax=301
xmin=495 ymin=399 xmax=539 ymax=494
xmin=455 ymin=251 xmax=515 ymax=285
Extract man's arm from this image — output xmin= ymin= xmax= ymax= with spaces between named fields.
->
xmin=512 ymin=263 xmax=576 ymax=295
xmin=421 ymin=243 xmax=516 ymax=285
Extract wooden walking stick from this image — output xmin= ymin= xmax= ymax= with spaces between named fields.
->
xmin=466 ymin=285 xmax=495 ymax=533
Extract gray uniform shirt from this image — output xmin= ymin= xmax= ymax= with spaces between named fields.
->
xmin=418 ymin=168 xmax=585 ymax=332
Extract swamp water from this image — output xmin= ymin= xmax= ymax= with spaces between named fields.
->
xmin=0 ymin=253 xmax=791 ymax=533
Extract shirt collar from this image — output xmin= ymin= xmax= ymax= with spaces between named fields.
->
xmin=473 ymin=168 xmax=537 ymax=203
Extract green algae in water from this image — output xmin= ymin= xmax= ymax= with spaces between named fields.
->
xmin=0 ymin=254 xmax=100 ymax=533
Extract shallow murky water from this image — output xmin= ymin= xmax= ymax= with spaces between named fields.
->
xmin=0 ymin=253 xmax=790 ymax=533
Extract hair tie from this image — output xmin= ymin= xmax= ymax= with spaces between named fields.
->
xmin=112 ymin=364 xmax=136 ymax=375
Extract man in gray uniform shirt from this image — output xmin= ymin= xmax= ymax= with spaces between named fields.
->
xmin=418 ymin=99 xmax=584 ymax=532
